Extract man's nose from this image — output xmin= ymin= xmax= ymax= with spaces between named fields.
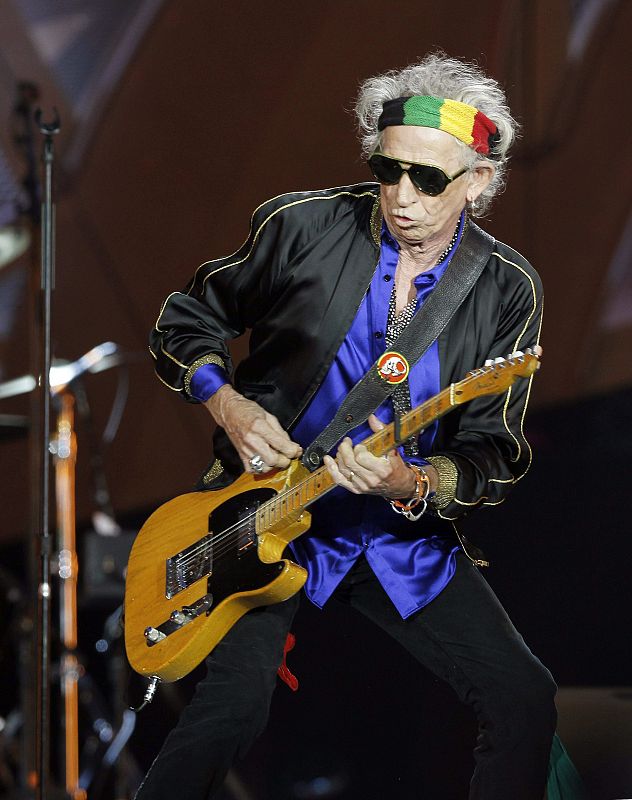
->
xmin=395 ymin=171 xmax=417 ymax=205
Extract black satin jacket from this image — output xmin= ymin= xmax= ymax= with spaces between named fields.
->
xmin=150 ymin=183 xmax=543 ymax=525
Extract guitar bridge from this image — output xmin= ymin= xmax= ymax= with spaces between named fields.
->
xmin=165 ymin=534 xmax=213 ymax=599
xmin=144 ymin=593 xmax=214 ymax=647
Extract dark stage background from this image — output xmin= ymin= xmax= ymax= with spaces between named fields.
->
xmin=0 ymin=1 xmax=631 ymax=798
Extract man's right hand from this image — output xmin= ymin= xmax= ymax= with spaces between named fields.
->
xmin=204 ymin=384 xmax=302 ymax=474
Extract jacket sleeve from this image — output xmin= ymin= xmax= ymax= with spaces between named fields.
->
xmin=149 ymin=193 xmax=307 ymax=401
xmin=429 ymin=257 xmax=544 ymax=521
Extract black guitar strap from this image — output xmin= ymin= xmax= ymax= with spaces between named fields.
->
xmin=301 ymin=220 xmax=495 ymax=471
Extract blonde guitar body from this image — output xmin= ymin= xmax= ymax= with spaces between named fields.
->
xmin=125 ymin=460 xmax=312 ymax=682
xmin=124 ymin=349 xmax=541 ymax=683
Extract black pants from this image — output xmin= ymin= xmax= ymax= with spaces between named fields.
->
xmin=134 ymin=554 xmax=557 ymax=799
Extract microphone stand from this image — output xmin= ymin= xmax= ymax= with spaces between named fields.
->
xmin=33 ymin=107 xmax=60 ymax=800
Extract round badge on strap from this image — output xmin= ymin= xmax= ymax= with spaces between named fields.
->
xmin=376 ymin=351 xmax=409 ymax=384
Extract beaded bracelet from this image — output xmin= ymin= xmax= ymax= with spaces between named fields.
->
xmin=388 ymin=464 xmax=431 ymax=521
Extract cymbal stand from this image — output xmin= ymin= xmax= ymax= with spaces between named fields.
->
xmin=51 ymin=392 xmax=86 ymax=800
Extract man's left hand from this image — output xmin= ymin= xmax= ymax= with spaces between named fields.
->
xmin=323 ymin=414 xmax=436 ymax=498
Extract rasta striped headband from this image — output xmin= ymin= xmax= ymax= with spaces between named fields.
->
xmin=378 ymin=96 xmax=500 ymax=156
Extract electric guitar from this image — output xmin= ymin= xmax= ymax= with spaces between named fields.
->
xmin=124 ymin=349 xmax=541 ymax=682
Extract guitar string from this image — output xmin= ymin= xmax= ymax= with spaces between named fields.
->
xmin=172 ymin=391 xmax=456 ymax=572
xmin=173 ymin=393 xmax=457 ymax=573
xmin=172 ymin=400 xmax=441 ymax=573
xmin=170 ymin=401 xmax=434 ymax=573
xmin=170 ymin=407 xmax=419 ymax=573
xmin=171 ymin=456 xmax=346 ymax=572
xmin=169 ymin=362 xmax=520 ymax=573
xmin=170 ymin=477 xmax=328 ymax=576
xmin=171 ymin=407 xmax=426 ymax=572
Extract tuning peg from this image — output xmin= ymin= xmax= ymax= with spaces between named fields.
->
xmin=494 ymin=357 xmax=506 ymax=366
xmin=484 ymin=359 xmax=494 ymax=367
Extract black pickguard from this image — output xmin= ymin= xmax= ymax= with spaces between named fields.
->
xmin=206 ymin=488 xmax=284 ymax=605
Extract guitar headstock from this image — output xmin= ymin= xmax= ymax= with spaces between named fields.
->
xmin=454 ymin=346 xmax=542 ymax=403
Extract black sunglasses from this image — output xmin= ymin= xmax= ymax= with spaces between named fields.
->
xmin=368 ymin=152 xmax=468 ymax=196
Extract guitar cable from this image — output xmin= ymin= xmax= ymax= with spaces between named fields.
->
xmin=130 ymin=676 xmax=160 ymax=713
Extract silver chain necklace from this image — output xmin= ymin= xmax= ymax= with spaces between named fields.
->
xmin=386 ymin=288 xmax=419 ymax=456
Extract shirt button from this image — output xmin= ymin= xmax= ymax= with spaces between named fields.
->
xmin=374 ymin=331 xmax=383 ymax=339
xmin=383 ymin=274 xmax=392 ymax=282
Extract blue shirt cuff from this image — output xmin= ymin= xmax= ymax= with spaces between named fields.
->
xmin=189 ymin=363 xmax=229 ymax=402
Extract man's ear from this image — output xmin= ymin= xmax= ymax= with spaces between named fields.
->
xmin=466 ymin=164 xmax=495 ymax=203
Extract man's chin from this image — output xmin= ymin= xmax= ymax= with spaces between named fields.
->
xmin=396 ymin=226 xmax=426 ymax=244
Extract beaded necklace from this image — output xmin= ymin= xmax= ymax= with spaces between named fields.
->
xmin=433 ymin=221 xmax=460 ymax=266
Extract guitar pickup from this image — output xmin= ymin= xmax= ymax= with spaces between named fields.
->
xmin=236 ymin=504 xmax=258 ymax=557
xmin=165 ymin=534 xmax=213 ymax=599
xmin=144 ymin=593 xmax=213 ymax=647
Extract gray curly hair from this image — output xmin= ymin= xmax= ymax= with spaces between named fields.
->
xmin=354 ymin=53 xmax=519 ymax=216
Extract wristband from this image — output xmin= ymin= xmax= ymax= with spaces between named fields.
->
xmin=425 ymin=455 xmax=458 ymax=509
xmin=388 ymin=464 xmax=430 ymax=521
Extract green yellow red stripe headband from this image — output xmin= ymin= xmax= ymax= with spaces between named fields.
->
xmin=378 ymin=96 xmax=500 ymax=156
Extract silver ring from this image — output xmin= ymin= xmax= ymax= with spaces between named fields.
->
xmin=249 ymin=455 xmax=266 ymax=473
xmin=348 ymin=470 xmax=355 ymax=481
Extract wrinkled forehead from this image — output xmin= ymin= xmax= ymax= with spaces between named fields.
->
xmin=379 ymin=125 xmax=466 ymax=169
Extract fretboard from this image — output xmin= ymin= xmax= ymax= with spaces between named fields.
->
xmin=255 ymin=381 xmax=461 ymax=534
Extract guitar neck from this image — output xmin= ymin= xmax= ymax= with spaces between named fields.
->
xmin=256 ymin=383 xmax=458 ymax=533
xmin=256 ymin=348 xmax=540 ymax=535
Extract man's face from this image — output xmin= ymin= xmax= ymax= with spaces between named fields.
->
xmin=377 ymin=125 xmax=493 ymax=248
